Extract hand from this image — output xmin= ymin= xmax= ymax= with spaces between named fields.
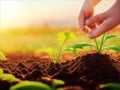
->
xmin=86 ymin=0 xmax=120 ymax=39
xmin=78 ymin=0 xmax=100 ymax=33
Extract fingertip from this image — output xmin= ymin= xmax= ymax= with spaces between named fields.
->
xmin=79 ymin=25 xmax=84 ymax=31
xmin=88 ymin=32 xmax=97 ymax=39
xmin=88 ymin=33 xmax=93 ymax=39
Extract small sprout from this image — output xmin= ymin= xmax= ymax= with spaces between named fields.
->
xmin=52 ymin=79 xmax=65 ymax=89
xmin=100 ymin=83 xmax=120 ymax=90
xmin=10 ymin=80 xmax=65 ymax=90
xmin=94 ymin=34 xmax=119 ymax=53
xmin=67 ymin=33 xmax=120 ymax=54
xmin=37 ymin=32 xmax=77 ymax=63
xmin=0 ymin=51 xmax=7 ymax=61
xmin=0 ymin=74 xmax=17 ymax=83
xmin=42 ymin=77 xmax=65 ymax=90
xmin=55 ymin=32 xmax=77 ymax=63
xmin=0 ymin=68 xmax=17 ymax=83
xmin=10 ymin=81 xmax=51 ymax=90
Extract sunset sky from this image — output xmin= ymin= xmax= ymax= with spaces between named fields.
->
xmin=0 ymin=0 xmax=115 ymax=30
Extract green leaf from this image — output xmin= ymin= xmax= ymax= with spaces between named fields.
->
xmin=56 ymin=88 xmax=64 ymax=90
xmin=104 ymin=34 xmax=119 ymax=42
xmin=10 ymin=81 xmax=51 ymax=90
xmin=0 ymin=51 xmax=7 ymax=61
xmin=52 ymin=79 xmax=65 ymax=89
xmin=57 ymin=32 xmax=77 ymax=43
xmin=55 ymin=32 xmax=77 ymax=63
xmin=0 ymin=68 xmax=3 ymax=75
xmin=0 ymin=74 xmax=17 ymax=83
xmin=67 ymin=43 xmax=95 ymax=49
xmin=64 ymin=48 xmax=78 ymax=56
xmin=106 ymin=46 xmax=120 ymax=52
xmin=100 ymin=83 xmax=120 ymax=90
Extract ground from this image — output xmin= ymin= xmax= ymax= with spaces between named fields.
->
xmin=0 ymin=51 xmax=120 ymax=90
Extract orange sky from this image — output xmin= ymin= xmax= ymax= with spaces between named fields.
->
xmin=0 ymin=0 xmax=115 ymax=30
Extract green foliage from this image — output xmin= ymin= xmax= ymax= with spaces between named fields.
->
xmin=0 ymin=74 xmax=17 ymax=83
xmin=0 ymin=51 xmax=7 ymax=61
xmin=105 ymin=46 xmax=120 ymax=52
xmin=0 ymin=68 xmax=17 ymax=83
xmin=55 ymin=32 xmax=77 ymax=63
xmin=52 ymin=79 xmax=65 ymax=90
xmin=67 ymin=43 xmax=95 ymax=49
xmin=38 ymin=32 xmax=77 ymax=63
xmin=64 ymin=48 xmax=78 ymax=56
xmin=100 ymin=83 xmax=120 ymax=90
xmin=0 ymin=68 xmax=3 ymax=75
xmin=95 ymin=34 xmax=120 ymax=53
xmin=104 ymin=34 xmax=119 ymax=42
xmin=41 ymin=77 xmax=65 ymax=90
xmin=10 ymin=81 xmax=51 ymax=90
xmin=10 ymin=79 xmax=65 ymax=90
xmin=66 ymin=34 xmax=120 ymax=54
xmin=65 ymin=43 xmax=95 ymax=56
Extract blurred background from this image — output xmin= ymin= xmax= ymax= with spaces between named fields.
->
xmin=0 ymin=0 xmax=119 ymax=52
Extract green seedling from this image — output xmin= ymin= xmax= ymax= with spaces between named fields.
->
xmin=41 ymin=77 xmax=65 ymax=90
xmin=10 ymin=81 xmax=51 ymax=90
xmin=55 ymin=32 xmax=77 ymax=63
xmin=52 ymin=79 xmax=65 ymax=90
xmin=44 ymin=32 xmax=77 ymax=63
xmin=0 ymin=68 xmax=17 ymax=83
xmin=0 ymin=74 xmax=17 ymax=83
xmin=66 ymin=34 xmax=120 ymax=54
xmin=0 ymin=51 xmax=7 ymax=61
xmin=94 ymin=34 xmax=120 ymax=53
xmin=100 ymin=83 xmax=120 ymax=90
xmin=10 ymin=79 xmax=65 ymax=90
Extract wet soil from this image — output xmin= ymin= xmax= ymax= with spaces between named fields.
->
xmin=0 ymin=52 xmax=120 ymax=90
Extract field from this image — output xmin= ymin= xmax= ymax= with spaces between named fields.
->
xmin=0 ymin=26 xmax=120 ymax=53
xmin=0 ymin=26 xmax=120 ymax=90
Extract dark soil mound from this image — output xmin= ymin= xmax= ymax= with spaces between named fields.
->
xmin=0 ymin=53 xmax=120 ymax=90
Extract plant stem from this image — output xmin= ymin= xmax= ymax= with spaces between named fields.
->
xmin=55 ymin=38 xmax=68 ymax=63
xmin=99 ymin=33 xmax=105 ymax=53
xmin=94 ymin=39 xmax=100 ymax=53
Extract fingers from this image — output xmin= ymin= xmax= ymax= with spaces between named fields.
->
xmin=85 ymin=13 xmax=105 ymax=29
xmin=88 ymin=18 xmax=116 ymax=39
xmin=78 ymin=10 xmax=86 ymax=31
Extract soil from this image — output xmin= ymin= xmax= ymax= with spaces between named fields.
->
xmin=0 ymin=52 xmax=120 ymax=90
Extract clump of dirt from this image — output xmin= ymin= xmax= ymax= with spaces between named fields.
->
xmin=77 ymin=53 xmax=120 ymax=89
xmin=0 ymin=52 xmax=120 ymax=90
